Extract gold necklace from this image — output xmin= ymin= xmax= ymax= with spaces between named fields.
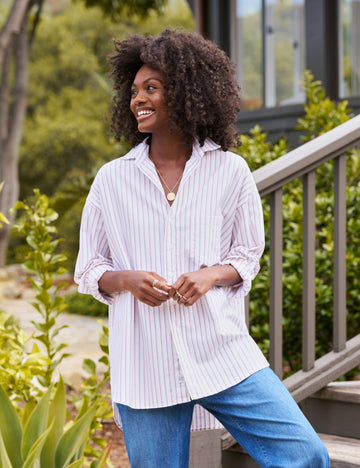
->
xmin=150 ymin=156 xmax=184 ymax=202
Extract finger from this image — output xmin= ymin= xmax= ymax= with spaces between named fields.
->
xmin=172 ymin=276 xmax=186 ymax=292
xmin=151 ymin=274 xmax=172 ymax=293
xmin=141 ymin=293 xmax=167 ymax=307
xmin=150 ymin=291 xmax=169 ymax=302
xmin=180 ymin=294 xmax=190 ymax=304
xmin=184 ymin=293 xmax=200 ymax=306
xmin=153 ymin=281 xmax=171 ymax=294
xmin=140 ymin=296 xmax=160 ymax=307
xmin=174 ymin=290 xmax=191 ymax=305
xmin=174 ymin=290 xmax=184 ymax=303
xmin=168 ymin=287 xmax=177 ymax=300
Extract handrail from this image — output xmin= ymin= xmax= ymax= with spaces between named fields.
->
xmin=253 ymin=114 xmax=360 ymax=196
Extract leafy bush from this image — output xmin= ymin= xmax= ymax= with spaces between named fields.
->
xmin=0 ymin=310 xmax=50 ymax=404
xmin=65 ymin=293 xmax=108 ymax=318
xmin=2 ymin=191 xmax=113 ymax=465
xmin=0 ymin=378 xmax=110 ymax=468
xmin=12 ymin=190 xmax=70 ymax=387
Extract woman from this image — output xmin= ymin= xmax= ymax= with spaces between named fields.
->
xmin=75 ymin=29 xmax=329 ymax=467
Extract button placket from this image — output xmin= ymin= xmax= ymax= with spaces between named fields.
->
xmin=164 ymin=209 xmax=176 ymax=283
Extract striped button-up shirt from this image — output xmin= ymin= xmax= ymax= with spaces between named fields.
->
xmin=75 ymin=138 xmax=269 ymax=430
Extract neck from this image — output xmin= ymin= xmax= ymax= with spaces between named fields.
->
xmin=150 ymin=133 xmax=191 ymax=165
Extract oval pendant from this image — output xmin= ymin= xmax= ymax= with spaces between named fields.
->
xmin=167 ymin=192 xmax=176 ymax=201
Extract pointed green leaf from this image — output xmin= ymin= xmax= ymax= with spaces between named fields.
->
xmin=55 ymin=406 xmax=96 ymax=468
xmin=11 ymin=200 xmax=28 ymax=212
xmin=22 ymin=424 xmax=53 ymax=468
xmin=21 ymin=385 xmax=52 ymax=461
xmin=0 ymin=430 xmax=14 ymax=468
xmin=90 ymin=443 xmax=112 ymax=468
xmin=0 ymin=384 xmax=23 ymax=468
xmin=0 ymin=212 xmax=9 ymax=226
xmin=82 ymin=358 xmax=96 ymax=375
xmin=66 ymin=461 xmax=84 ymax=468
xmin=22 ymin=400 xmax=37 ymax=429
xmin=40 ymin=378 xmax=66 ymax=468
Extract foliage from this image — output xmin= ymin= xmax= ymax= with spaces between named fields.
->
xmin=11 ymin=190 xmax=70 ymax=388
xmin=2 ymin=190 xmax=113 ymax=465
xmin=0 ymin=377 xmax=110 ymax=468
xmin=0 ymin=311 xmax=50 ymax=405
xmin=73 ymin=321 xmax=113 ymax=462
xmin=296 ymin=70 xmax=353 ymax=142
xmin=237 ymin=125 xmax=289 ymax=171
xmin=65 ymin=292 xmax=108 ymax=318
xmin=78 ymin=0 xmax=167 ymax=20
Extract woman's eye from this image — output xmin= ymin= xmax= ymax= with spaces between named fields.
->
xmin=130 ymin=89 xmax=137 ymax=97
xmin=147 ymin=84 xmax=156 ymax=90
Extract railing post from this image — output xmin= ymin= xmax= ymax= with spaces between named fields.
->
xmin=302 ymin=171 xmax=316 ymax=370
xmin=270 ymin=188 xmax=283 ymax=378
xmin=334 ymin=154 xmax=347 ymax=352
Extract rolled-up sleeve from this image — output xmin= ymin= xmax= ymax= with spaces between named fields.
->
xmin=220 ymin=165 xmax=265 ymax=297
xmin=74 ymin=191 xmax=114 ymax=305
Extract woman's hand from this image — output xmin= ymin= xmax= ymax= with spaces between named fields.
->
xmin=169 ymin=265 xmax=242 ymax=306
xmin=169 ymin=268 xmax=218 ymax=306
xmin=99 ymin=270 xmax=171 ymax=307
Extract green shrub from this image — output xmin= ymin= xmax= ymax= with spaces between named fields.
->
xmin=64 ymin=293 xmax=108 ymax=318
xmin=7 ymin=191 xmax=114 ymax=465
xmin=0 ymin=311 xmax=50 ymax=405
xmin=12 ymin=190 xmax=70 ymax=387
xmin=0 ymin=378 xmax=110 ymax=468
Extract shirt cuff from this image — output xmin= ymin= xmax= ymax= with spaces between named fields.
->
xmin=78 ymin=264 xmax=115 ymax=306
xmin=219 ymin=258 xmax=260 ymax=298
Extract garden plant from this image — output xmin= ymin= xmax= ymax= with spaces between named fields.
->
xmin=0 ymin=191 xmax=113 ymax=467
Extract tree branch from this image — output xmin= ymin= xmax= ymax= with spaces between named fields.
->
xmin=0 ymin=39 xmax=12 ymax=143
xmin=29 ymin=0 xmax=44 ymax=45
xmin=8 ymin=9 xmax=29 ymax=164
xmin=0 ymin=0 xmax=32 ymax=70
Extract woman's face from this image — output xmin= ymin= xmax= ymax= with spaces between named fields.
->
xmin=130 ymin=64 xmax=171 ymax=136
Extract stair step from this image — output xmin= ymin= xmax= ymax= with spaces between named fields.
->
xmin=311 ymin=381 xmax=360 ymax=403
xmin=300 ymin=381 xmax=360 ymax=439
xmin=222 ymin=433 xmax=360 ymax=468
xmin=319 ymin=433 xmax=360 ymax=467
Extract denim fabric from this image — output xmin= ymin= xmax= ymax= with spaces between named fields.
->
xmin=116 ymin=367 xmax=330 ymax=468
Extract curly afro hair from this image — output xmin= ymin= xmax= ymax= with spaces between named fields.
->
xmin=108 ymin=29 xmax=242 ymax=151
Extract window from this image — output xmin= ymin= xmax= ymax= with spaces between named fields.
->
xmin=339 ymin=0 xmax=360 ymax=98
xmin=232 ymin=0 xmax=306 ymax=110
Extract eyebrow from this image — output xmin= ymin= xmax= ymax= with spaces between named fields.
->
xmin=131 ymin=77 xmax=164 ymax=87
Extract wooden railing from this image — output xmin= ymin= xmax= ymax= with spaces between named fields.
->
xmin=251 ymin=114 xmax=360 ymax=402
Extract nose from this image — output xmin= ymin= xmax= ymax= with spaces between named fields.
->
xmin=133 ymin=90 xmax=147 ymax=105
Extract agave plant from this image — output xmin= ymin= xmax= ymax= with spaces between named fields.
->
xmin=0 ymin=377 xmax=111 ymax=468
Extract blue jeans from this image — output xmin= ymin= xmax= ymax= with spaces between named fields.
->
xmin=116 ymin=367 xmax=330 ymax=468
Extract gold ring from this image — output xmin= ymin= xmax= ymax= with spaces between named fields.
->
xmin=152 ymin=279 xmax=158 ymax=288
xmin=175 ymin=291 xmax=183 ymax=299
xmin=182 ymin=296 xmax=188 ymax=302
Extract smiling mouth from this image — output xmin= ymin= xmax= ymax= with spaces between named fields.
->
xmin=137 ymin=109 xmax=155 ymax=120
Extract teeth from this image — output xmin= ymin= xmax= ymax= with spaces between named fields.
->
xmin=138 ymin=110 xmax=154 ymax=117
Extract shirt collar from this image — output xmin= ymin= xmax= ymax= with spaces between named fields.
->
xmin=192 ymin=138 xmax=221 ymax=159
xmin=121 ymin=138 xmax=221 ymax=162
